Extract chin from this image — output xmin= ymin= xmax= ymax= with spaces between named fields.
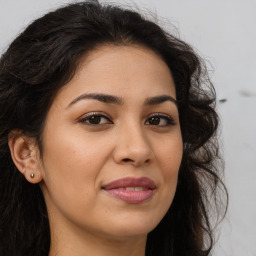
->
xmin=103 ymin=213 xmax=161 ymax=238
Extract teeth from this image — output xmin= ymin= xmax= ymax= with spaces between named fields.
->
xmin=125 ymin=187 xmax=145 ymax=191
xmin=135 ymin=187 xmax=144 ymax=191
xmin=126 ymin=187 xmax=134 ymax=191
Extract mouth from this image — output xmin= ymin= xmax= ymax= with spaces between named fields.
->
xmin=102 ymin=177 xmax=156 ymax=204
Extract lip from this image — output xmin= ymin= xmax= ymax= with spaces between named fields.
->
xmin=102 ymin=177 xmax=156 ymax=204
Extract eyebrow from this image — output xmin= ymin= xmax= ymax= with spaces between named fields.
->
xmin=67 ymin=93 xmax=177 ymax=108
xmin=68 ymin=93 xmax=124 ymax=107
xmin=144 ymin=95 xmax=177 ymax=106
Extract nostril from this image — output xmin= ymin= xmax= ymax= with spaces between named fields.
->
xmin=145 ymin=159 xmax=150 ymax=164
xmin=121 ymin=158 xmax=150 ymax=164
xmin=123 ymin=158 xmax=132 ymax=162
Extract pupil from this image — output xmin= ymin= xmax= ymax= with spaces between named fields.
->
xmin=89 ymin=116 xmax=101 ymax=124
xmin=149 ymin=117 xmax=160 ymax=125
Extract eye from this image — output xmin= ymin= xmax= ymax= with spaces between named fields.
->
xmin=79 ymin=113 xmax=112 ymax=125
xmin=145 ymin=114 xmax=175 ymax=126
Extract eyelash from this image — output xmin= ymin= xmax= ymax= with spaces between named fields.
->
xmin=145 ymin=113 xmax=175 ymax=126
xmin=78 ymin=112 xmax=112 ymax=126
xmin=78 ymin=112 xmax=175 ymax=127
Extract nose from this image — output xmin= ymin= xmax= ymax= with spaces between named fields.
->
xmin=113 ymin=124 xmax=154 ymax=167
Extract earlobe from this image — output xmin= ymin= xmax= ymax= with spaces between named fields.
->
xmin=8 ymin=129 xmax=43 ymax=184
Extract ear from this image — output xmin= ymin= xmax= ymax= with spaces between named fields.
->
xmin=8 ymin=129 xmax=43 ymax=184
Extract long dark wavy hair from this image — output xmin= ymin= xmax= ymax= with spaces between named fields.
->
xmin=0 ymin=1 xmax=227 ymax=255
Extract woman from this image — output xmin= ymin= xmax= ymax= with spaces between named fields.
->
xmin=0 ymin=1 xmax=227 ymax=256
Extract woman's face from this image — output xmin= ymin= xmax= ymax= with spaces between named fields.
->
xmin=38 ymin=45 xmax=183 ymax=240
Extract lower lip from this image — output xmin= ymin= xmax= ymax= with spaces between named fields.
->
xmin=104 ymin=188 xmax=155 ymax=204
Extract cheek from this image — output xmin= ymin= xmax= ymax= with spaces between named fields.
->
xmin=39 ymin=131 xmax=110 ymax=221
xmin=42 ymin=128 xmax=108 ymax=176
xmin=155 ymin=134 xmax=183 ymax=197
xmin=156 ymin=133 xmax=183 ymax=172
xmin=39 ymin=128 xmax=113 ymax=207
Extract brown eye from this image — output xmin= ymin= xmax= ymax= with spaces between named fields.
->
xmin=79 ymin=114 xmax=112 ymax=125
xmin=148 ymin=116 xmax=161 ymax=125
xmin=87 ymin=116 xmax=102 ymax=124
xmin=145 ymin=114 xmax=175 ymax=126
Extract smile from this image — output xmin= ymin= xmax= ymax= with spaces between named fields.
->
xmin=102 ymin=177 xmax=156 ymax=204
xmin=121 ymin=187 xmax=147 ymax=191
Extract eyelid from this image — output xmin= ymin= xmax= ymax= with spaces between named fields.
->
xmin=147 ymin=112 xmax=173 ymax=119
xmin=78 ymin=112 xmax=113 ymax=124
xmin=77 ymin=111 xmax=175 ymax=126
xmin=79 ymin=111 xmax=111 ymax=119
xmin=145 ymin=113 xmax=176 ymax=125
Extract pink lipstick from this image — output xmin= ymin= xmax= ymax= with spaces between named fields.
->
xmin=102 ymin=177 xmax=156 ymax=204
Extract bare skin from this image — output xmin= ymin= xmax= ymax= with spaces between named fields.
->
xmin=9 ymin=45 xmax=183 ymax=256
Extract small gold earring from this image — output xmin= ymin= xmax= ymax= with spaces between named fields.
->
xmin=30 ymin=173 xmax=35 ymax=179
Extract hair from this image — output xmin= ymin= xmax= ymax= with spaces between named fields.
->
xmin=0 ymin=1 xmax=227 ymax=255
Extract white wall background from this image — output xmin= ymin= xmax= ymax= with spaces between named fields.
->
xmin=0 ymin=0 xmax=255 ymax=255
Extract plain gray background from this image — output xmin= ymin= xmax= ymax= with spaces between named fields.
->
xmin=1 ymin=0 xmax=255 ymax=255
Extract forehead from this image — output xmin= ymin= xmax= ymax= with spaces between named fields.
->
xmin=53 ymin=44 xmax=176 ymax=106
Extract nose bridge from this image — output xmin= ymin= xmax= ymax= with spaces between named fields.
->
xmin=113 ymin=117 xmax=153 ymax=166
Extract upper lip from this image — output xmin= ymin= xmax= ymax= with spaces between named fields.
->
xmin=102 ymin=177 xmax=156 ymax=190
